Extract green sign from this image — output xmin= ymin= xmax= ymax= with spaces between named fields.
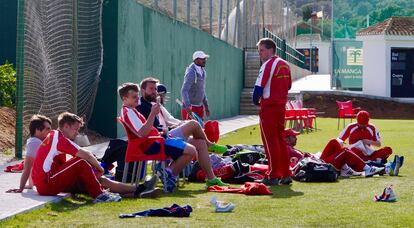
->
xmin=332 ymin=40 xmax=363 ymax=90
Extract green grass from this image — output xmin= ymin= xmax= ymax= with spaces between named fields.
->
xmin=2 ymin=118 xmax=414 ymax=227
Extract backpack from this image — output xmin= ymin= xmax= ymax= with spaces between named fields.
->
xmin=291 ymin=157 xmax=338 ymax=182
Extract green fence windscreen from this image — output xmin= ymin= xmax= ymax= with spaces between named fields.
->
xmin=90 ymin=0 xmax=244 ymax=138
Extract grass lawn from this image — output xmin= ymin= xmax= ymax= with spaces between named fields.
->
xmin=1 ymin=118 xmax=413 ymax=227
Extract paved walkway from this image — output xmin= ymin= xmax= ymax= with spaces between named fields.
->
xmin=0 ymin=115 xmax=259 ymax=221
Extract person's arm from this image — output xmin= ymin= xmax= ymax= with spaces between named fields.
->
xmin=135 ymin=103 xmax=160 ymax=137
xmin=161 ymin=105 xmax=181 ymax=126
xmin=75 ymin=149 xmax=104 ymax=176
xmin=253 ymin=63 xmax=267 ymax=106
xmin=6 ymin=156 xmax=35 ymax=193
xmin=338 ymin=125 xmax=351 ymax=142
xmin=181 ymin=67 xmax=196 ymax=112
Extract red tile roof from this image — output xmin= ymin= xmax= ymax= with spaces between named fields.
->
xmin=357 ymin=16 xmax=414 ymax=36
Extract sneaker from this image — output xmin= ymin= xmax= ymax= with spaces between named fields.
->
xmin=155 ymin=163 xmax=177 ymax=193
xmin=364 ymin=166 xmax=385 ymax=177
xmin=93 ymin=191 xmax=122 ymax=203
xmin=208 ymin=144 xmax=228 ymax=154
xmin=206 ymin=177 xmax=230 ymax=187
xmin=279 ymin=177 xmax=293 ymax=185
xmin=211 ymin=196 xmax=235 ymax=213
xmin=374 ymin=185 xmax=397 ymax=202
xmin=393 ymin=155 xmax=402 ymax=176
xmin=255 ymin=178 xmax=279 ymax=186
xmin=139 ymin=188 xmax=162 ymax=198
xmin=143 ymin=175 xmax=158 ymax=191
xmin=340 ymin=166 xmax=362 ymax=177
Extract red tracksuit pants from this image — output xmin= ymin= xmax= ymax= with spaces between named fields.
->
xmin=259 ymin=104 xmax=290 ymax=179
xmin=350 ymin=147 xmax=392 ymax=162
xmin=182 ymin=106 xmax=204 ymax=120
xmin=35 ymin=157 xmax=104 ymax=198
xmin=320 ymin=139 xmax=366 ymax=172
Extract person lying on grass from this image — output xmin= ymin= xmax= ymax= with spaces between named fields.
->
xmin=119 ymin=82 xmax=229 ymax=193
xmin=6 ymin=115 xmax=52 ymax=193
xmin=26 ymin=112 xmax=160 ymax=203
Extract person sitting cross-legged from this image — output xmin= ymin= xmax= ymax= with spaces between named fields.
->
xmin=31 ymin=112 xmax=161 ymax=203
xmin=119 ymin=82 xmax=229 ymax=193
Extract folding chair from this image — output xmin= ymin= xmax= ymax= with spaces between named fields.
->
xmin=117 ymin=117 xmax=169 ymax=191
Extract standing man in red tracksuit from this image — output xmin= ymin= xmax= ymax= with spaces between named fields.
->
xmin=253 ymin=38 xmax=292 ymax=185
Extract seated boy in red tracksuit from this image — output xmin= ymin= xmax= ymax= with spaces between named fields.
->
xmin=31 ymin=112 xmax=160 ymax=203
xmin=320 ymin=139 xmax=384 ymax=177
xmin=338 ymin=110 xmax=392 ymax=163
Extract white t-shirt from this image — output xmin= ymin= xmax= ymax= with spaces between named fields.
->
xmin=25 ymin=137 xmax=42 ymax=158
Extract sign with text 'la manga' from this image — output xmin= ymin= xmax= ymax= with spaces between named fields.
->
xmin=333 ymin=40 xmax=363 ymax=90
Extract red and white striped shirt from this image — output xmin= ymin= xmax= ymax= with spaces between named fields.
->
xmin=32 ymin=130 xmax=80 ymax=185
xmin=120 ymin=105 xmax=159 ymax=138
xmin=339 ymin=123 xmax=381 ymax=145
xmin=255 ymin=56 xmax=292 ymax=105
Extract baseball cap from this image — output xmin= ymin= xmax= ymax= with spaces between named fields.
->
xmin=157 ymin=84 xmax=168 ymax=95
xmin=283 ymin=128 xmax=300 ymax=138
xmin=192 ymin=51 xmax=209 ymax=61
xmin=357 ymin=110 xmax=370 ymax=125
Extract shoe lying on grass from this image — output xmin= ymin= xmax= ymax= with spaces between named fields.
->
xmin=211 ymin=196 xmax=235 ymax=213
xmin=374 ymin=185 xmax=397 ymax=202
xmin=340 ymin=166 xmax=363 ymax=177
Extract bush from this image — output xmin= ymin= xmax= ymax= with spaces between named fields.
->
xmin=0 ymin=62 xmax=16 ymax=107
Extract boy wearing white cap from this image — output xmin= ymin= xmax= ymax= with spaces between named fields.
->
xmin=181 ymin=50 xmax=210 ymax=120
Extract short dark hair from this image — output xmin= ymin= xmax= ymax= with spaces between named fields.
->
xmin=118 ymin=83 xmax=139 ymax=99
xmin=29 ymin=115 xmax=52 ymax=137
xmin=257 ymin=38 xmax=276 ymax=53
xmin=58 ymin=112 xmax=84 ymax=129
xmin=140 ymin=77 xmax=159 ymax=90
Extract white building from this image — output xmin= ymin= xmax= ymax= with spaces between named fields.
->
xmin=356 ymin=17 xmax=414 ymax=98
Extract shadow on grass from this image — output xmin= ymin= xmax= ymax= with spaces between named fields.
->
xmin=268 ymin=185 xmax=304 ymax=198
xmin=157 ymin=188 xmax=207 ymax=198
xmin=50 ymin=195 xmax=93 ymax=213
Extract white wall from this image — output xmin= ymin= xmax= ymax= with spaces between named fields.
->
xmin=296 ymin=41 xmax=331 ymax=74
xmin=357 ymin=35 xmax=414 ymax=97
xmin=357 ymin=35 xmax=387 ymax=97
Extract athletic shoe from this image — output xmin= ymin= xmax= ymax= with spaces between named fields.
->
xmin=394 ymin=155 xmax=402 ymax=176
xmin=364 ymin=166 xmax=385 ymax=177
xmin=374 ymin=185 xmax=397 ymax=202
xmin=93 ymin=191 xmax=122 ymax=203
xmin=340 ymin=166 xmax=362 ymax=177
xmin=255 ymin=178 xmax=280 ymax=186
xmin=139 ymin=188 xmax=162 ymax=198
xmin=208 ymin=144 xmax=228 ymax=154
xmin=279 ymin=177 xmax=293 ymax=185
xmin=211 ymin=196 xmax=235 ymax=213
xmin=388 ymin=155 xmax=399 ymax=176
xmin=143 ymin=175 xmax=158 ymax=191
xmin=155 ymin=163 xmax=177 ymax=193
xmin=206 ymin=177 xmax=230 ymax=187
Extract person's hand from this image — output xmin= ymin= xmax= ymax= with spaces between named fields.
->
xmin=150 ymin=103 xmax=161 ymax=116
xmin=6 ymin=188 xmax=23 ymax=193
xmin=185 ymin=107 xmax=193 ymax=119
xmin=362 ymin=139 xmax=371 ymax=145
xmin=205 ymin=109 xmax=210 ymax=118
xmin=94 ymin=166 xmax=104 ymax=178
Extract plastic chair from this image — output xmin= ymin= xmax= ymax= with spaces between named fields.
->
xmin=336 ymin=100 xmax=361 ymax=129
xmin=117 ymin=117 xmax=168 ymax=190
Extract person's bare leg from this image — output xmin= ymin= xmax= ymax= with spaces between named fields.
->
xmin=178 ymin=120 xmax=214 ymax=147
xmin=188 ymin=138 xmax=215 ymax=180
xmin=98 ymin=176 xmax=135 ymax=197
xmin=168 ymin=145 xmax=195 ymax=176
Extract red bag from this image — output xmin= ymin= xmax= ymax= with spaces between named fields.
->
xmin=204 ymin=120 xmax=220 ymax=143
